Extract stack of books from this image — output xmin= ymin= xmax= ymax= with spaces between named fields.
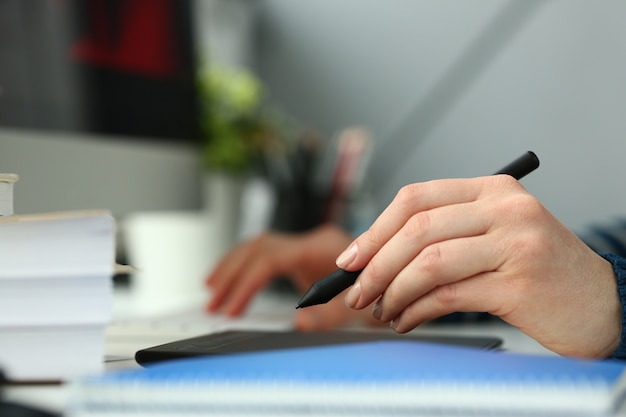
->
xmin=0 ymin=175 xmax=116 ymax=381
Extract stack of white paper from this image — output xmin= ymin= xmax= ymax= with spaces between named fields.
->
xmin=0 ymin=210 xmax=116 ymax=381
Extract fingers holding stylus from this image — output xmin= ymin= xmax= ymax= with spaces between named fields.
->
xmin=338 ymin=178 xmax=486 ymax=267
xmin=339 ymin=176 xmax=524 ymax=310
xmin=370 ymin=232 xmax=502 ymax=325
xmin=386 ymin=271 xmax=504 ymax=333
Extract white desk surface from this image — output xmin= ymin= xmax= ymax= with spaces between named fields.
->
xmin=5 ymin=287 xmax=556 ymax=415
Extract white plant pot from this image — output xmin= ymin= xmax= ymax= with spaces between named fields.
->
xmin=202 ymin=172 xmax=247 ymax=255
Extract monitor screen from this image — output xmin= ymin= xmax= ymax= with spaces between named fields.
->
xmin=0 ymin=0 xmax=199 ymax=143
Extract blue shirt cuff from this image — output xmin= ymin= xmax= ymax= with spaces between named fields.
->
xmin=598 ymin=252 xmax=626 ymax=359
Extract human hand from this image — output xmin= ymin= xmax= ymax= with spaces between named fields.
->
xmin=206 ymin=224 xmax=380 ymax=330
xmin=337 ymin=175 xmax=622 ymax=358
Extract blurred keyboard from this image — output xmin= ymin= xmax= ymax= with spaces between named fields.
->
xmin=105 ymin=290 xmax=296 ymax=359
xmin=107 ymin=307 xmax=294 ymax=339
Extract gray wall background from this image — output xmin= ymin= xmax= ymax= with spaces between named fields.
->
xmin=1 ymin=0 xmax=626 ymax=234
xmin=253 ymin=0 xmax=626 ymax=232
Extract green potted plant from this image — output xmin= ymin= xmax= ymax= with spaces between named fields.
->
xmin=197 ymin=64 xmax=279 ymax=173
xmin=196 ymin=63 xmax=287 ymax=248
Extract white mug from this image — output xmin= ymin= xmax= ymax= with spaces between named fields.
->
xmin=123 ymin=211 xmax=221 ymax=316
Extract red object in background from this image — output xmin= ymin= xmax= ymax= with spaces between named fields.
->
xmin=72 ymin=0 xmax=178 ymax=78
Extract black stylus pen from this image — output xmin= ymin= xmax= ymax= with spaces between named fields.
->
xmin=296 ymin=150 xmax=540 ymax=309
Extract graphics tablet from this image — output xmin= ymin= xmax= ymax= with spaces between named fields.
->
xmin=135 ymin=330 xmax=503 ymax=366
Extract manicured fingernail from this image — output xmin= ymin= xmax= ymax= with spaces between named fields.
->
xmin=372 ymin=301 xmax=382 ymax=320
xmin=390 ymin=319 xmax=398 ymax=331
xmin=344 ymin=281 xmax=361 ymax=308
xmin=336 ymin=242 xmax=358 ymax=269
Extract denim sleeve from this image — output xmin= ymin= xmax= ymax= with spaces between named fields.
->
xmin=579 ymin=219 xmax=626 ymax=258
xmin=598 ymin=252 xmax=626 ymax=359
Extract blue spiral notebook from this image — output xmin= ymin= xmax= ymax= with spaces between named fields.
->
xmin=69 ymin=340 xmax=626 ymax=416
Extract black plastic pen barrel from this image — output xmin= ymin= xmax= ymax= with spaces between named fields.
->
xmin=295 ymin=269 xmax=362 ymax=308
xmin=296 ymin=151 xmax=540 ymax=309
xmin=492 ymin=151 xmax=539 ymax=180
